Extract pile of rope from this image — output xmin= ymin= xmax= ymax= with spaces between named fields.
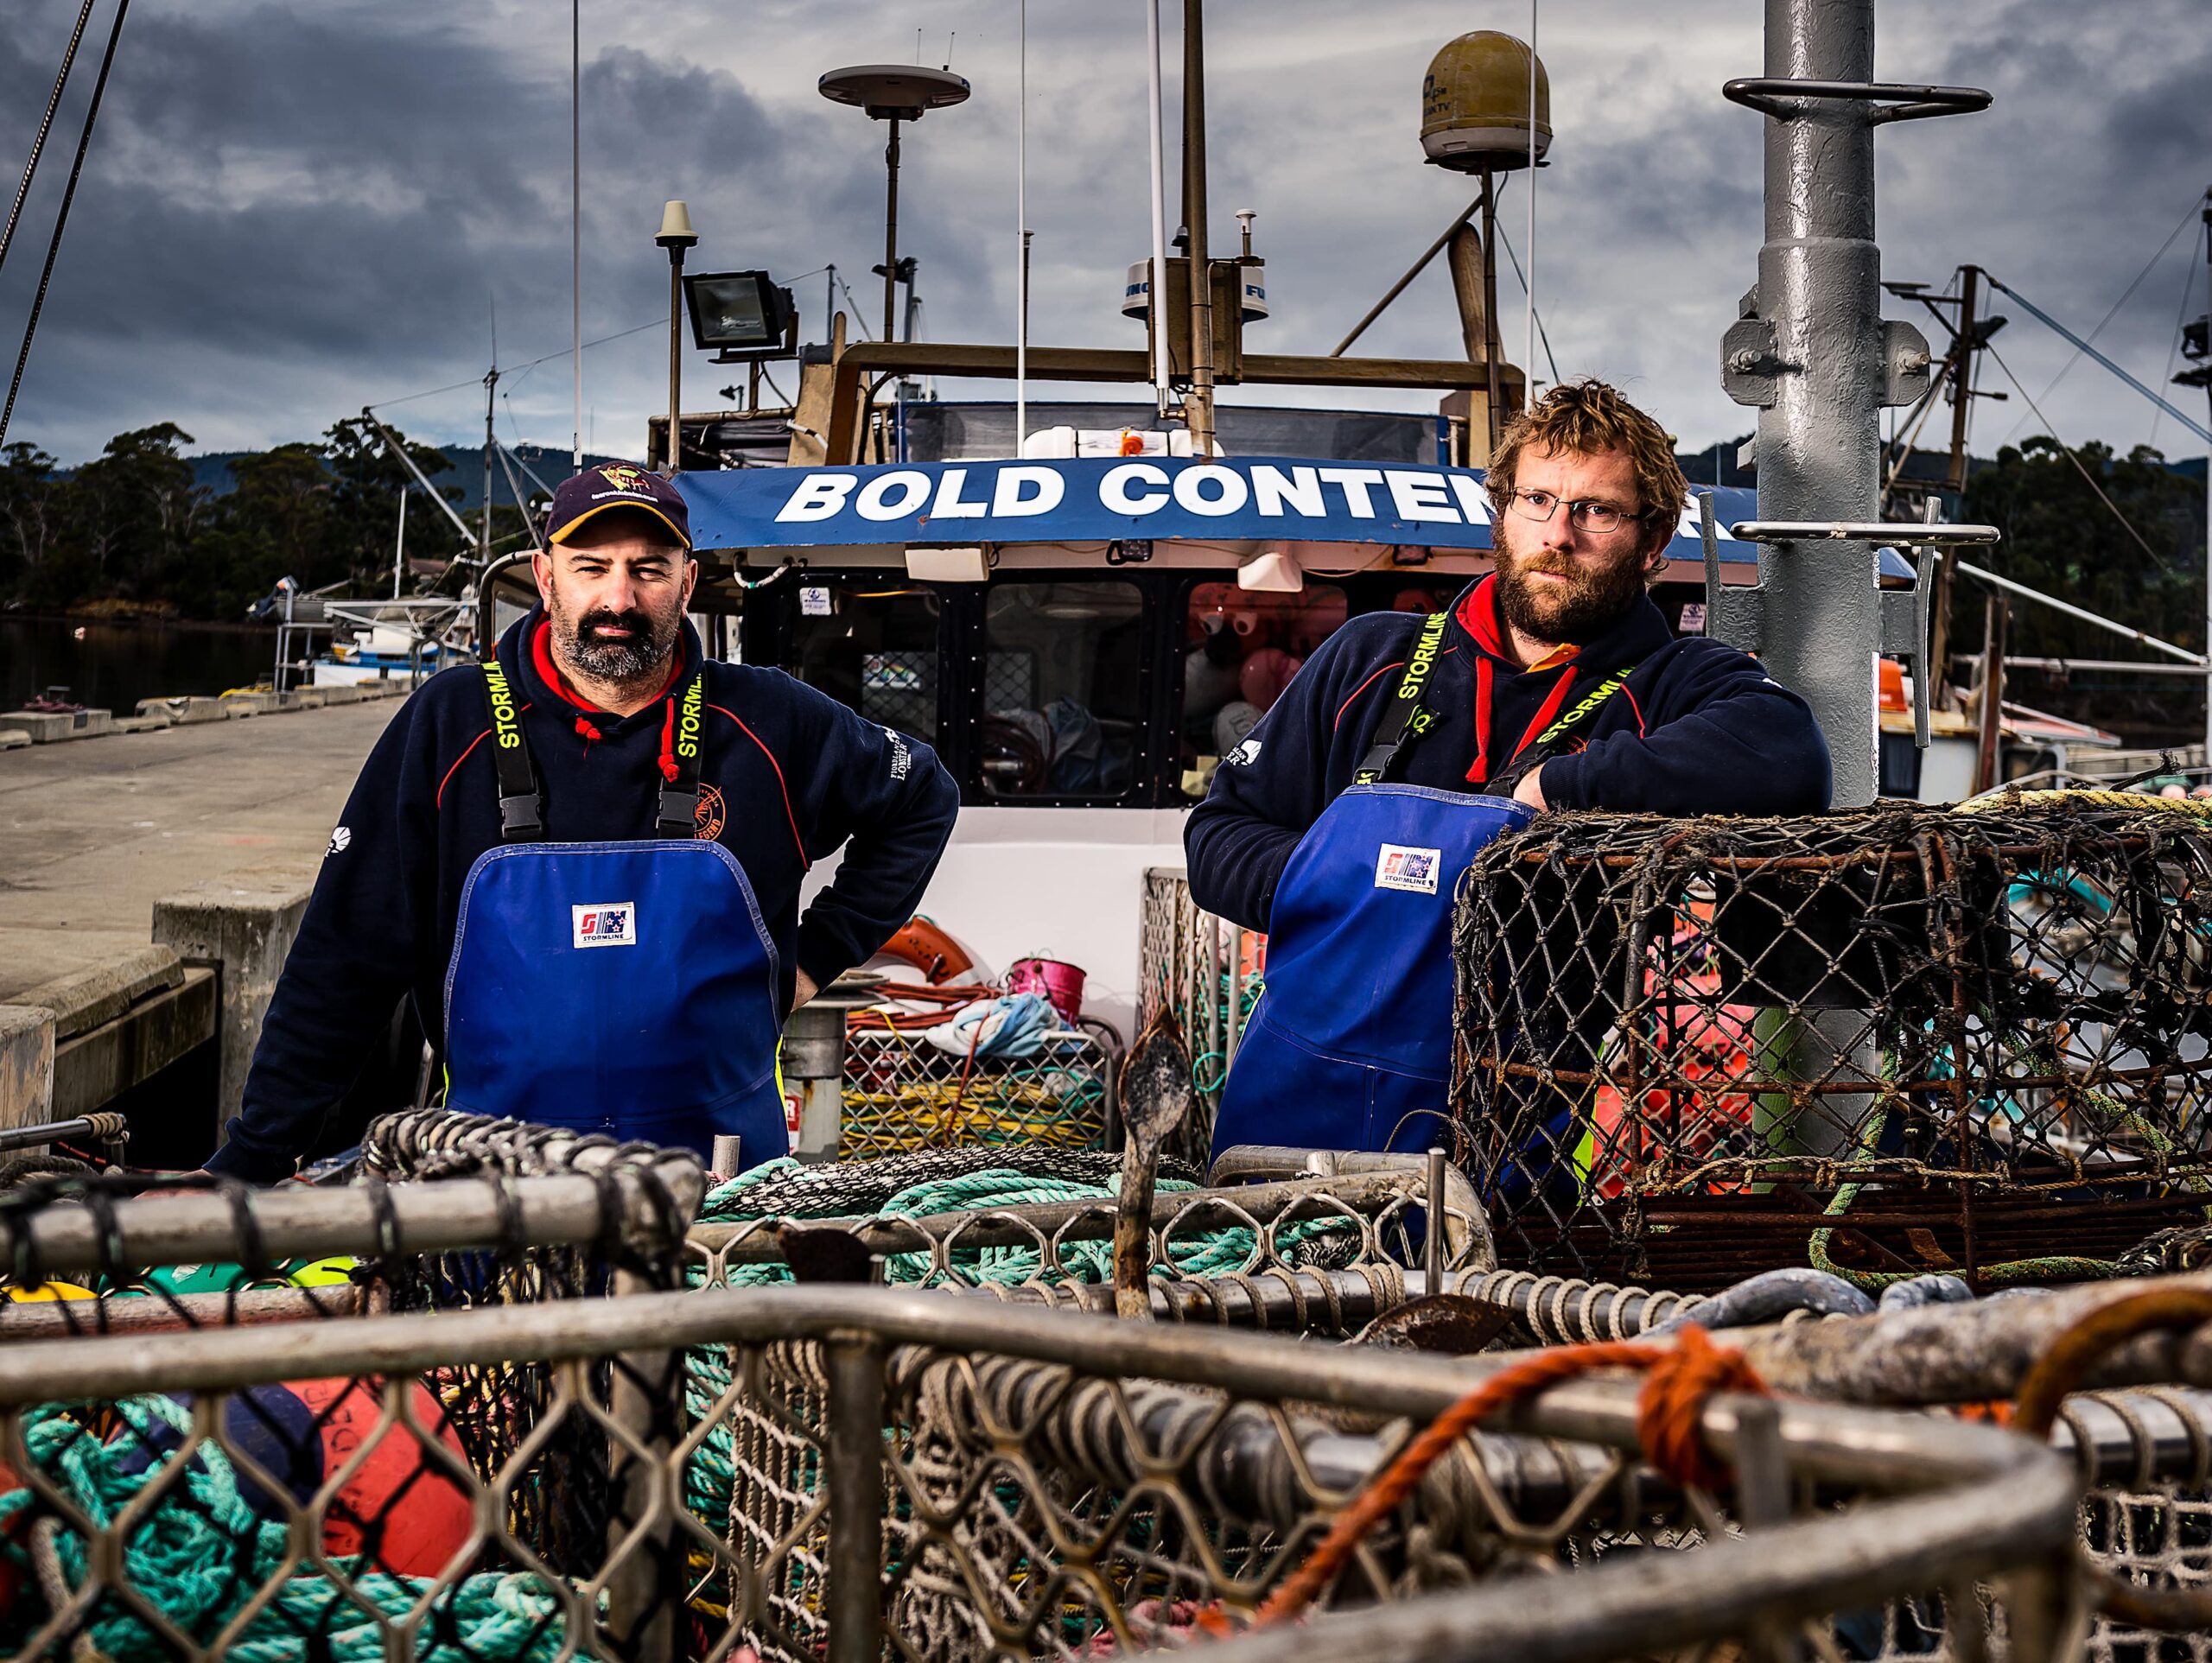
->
xmin=0 ymin=1396 xmax=581 ymax=1661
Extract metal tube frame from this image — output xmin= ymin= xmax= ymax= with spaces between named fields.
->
xmin=0 ymin=1283 xmax=2082 ymax=1663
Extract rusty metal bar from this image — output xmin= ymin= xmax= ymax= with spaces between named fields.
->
xmin=823 ymin=1332 xmax=887 ymax=1663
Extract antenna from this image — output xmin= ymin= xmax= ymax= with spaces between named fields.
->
xmin=1016 ymin=0 xmax=1027 ymax=453
xmin=944 ymin=32 xmax=955 ymax=70
xmin=1527 ymin=0 xmax=1538 ymax=392
xmin=570 ymin=0 xmax=582 ymax=471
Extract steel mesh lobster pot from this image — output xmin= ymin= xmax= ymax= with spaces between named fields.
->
xmin=1449 ymin=803 xmax=2212 ymax=1290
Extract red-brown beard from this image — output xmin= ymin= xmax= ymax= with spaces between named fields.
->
xmin=1491 ymin=517 xmax=1653 ymax=646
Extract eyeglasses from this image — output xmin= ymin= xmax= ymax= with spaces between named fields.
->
xmin=1503 ymin=487 xmax=1648 ymax=536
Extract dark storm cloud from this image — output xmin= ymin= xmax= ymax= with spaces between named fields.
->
xmin=0 ymin=0 xmax=2203 ymax=464
xmin=0 ymin=2 xmax=814 ymax=459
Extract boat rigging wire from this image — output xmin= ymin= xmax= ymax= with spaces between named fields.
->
xmin=830 ymin=268 xmax=874 ymax=340
xmin=1330 ymin=192 xmax=1485 ymax=358
xmin=364 ymin=318 xmax=662 ymax=415
xmin=2001 ymin=191 xmax=2204 ymax=445
xmin=0 ymin=0 xmax=97 ymax=282
xmin=1981 ymin=337 xmax=2168 ymax=568
xmin=0 ymin=0 xmax=130 ymax=450
xmin=1525 ymin=0 xmax=1538 ymax=390
xmin=1990 ymin=273 xmax=2212 ymax=446
xmin=1878 ymin=353 xmax=1959 ymax=510
xmin=1491 ymin=195 xmax=1561 ymax=387
xmin=570 ymin=0 xmax=582 ymax=471
xmin=2151 ymin=217 xmax=2204 ymax=452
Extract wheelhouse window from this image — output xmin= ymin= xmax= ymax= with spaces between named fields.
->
xmin=1178 ymin=579 xmax=1459 ymax=798
xmin=780 ymin=581 xmax=941 ymax=742
xmin=981 ymin=580 xmax=1145 ymax=798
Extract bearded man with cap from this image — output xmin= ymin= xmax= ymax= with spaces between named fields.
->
xmin=1187 ymin=379 xmax=1831 ymax=1167
xmin=203 ymin=462 xmax=958 ymax=1181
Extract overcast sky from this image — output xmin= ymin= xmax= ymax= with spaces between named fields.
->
xmin=2 ymin=0 xmax=2207 ymax=470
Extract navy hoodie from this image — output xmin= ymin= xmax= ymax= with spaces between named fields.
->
xmin=1185 ymin=575 xmax=1832 ymax=930
xmin=208 ymin=607 xmax=959 ymax=1181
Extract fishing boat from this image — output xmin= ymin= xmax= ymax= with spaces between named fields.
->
xmin=668 ymin=439 xmax=1897 ymax=1042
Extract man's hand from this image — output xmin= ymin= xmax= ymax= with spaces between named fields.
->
xmin=1511 ymin=764 xmax=1548 ymax=812
xmin=791 ymin=970 xmax=819 ymax=1011
xmin=136 ymin=1170 xmax=216 ymax=1199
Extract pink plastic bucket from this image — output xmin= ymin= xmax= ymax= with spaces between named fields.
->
xmin=1007 ymin=957 xmax=1085 ymax=1025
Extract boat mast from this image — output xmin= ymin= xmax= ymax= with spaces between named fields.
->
xmin=1180 ymin=0 xmax=1216 ymax=457
xmin=481 ymin=362 xmax=496 ymax=565
xmin=1719 ymin=0 xmax=1983 ymax=807
xmin=2180 ymin=187 xmax=2212 ymax=766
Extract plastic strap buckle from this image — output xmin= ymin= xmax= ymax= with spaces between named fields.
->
xmin=657 ymin=790 xmax=700 ymax=835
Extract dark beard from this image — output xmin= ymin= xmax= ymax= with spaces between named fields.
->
xmin=552 ymin=600 xmax=678 ymax=682
xmin=1491 ymin=526 xmax=1649 ymax=646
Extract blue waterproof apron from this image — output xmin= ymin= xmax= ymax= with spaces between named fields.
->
xmin=1212 ymin=614 xmax=1632 ymax=1162
xmin=440 ymin=662 xmax=788 ymax=1171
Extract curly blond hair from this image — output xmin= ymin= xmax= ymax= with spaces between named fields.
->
xmin=1485 ymin=379 xmax=1689 ymax=565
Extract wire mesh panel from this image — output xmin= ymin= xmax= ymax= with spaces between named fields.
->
xmin=837 ymin=1023 xmax=1118 ymax=1158
xmin=2054 ymin=1388 xmax=2212 ymax=1663
xmin=1452 ymin=803 xmax=2212 ymax=1291
xmin=685 ymin=1156 xmax=1491 ymax=1329
xmin=1139 ymin=869 xmax=1263 ymax=1161
xmin=0 ymin=1285 xmax=2084 ymax=1663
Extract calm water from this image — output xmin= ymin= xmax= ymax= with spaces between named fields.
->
xmin=1 ymin=617 xmax=279 ymax=715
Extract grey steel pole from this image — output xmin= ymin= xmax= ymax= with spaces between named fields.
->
xmin=2202 ymin=189 xmax=2212 ymax=766
xmin=482 ymin=369 xmax=496 ymax=564
xmin=1480 ymin=171 xmax=1504 ymax=448
xmin=823 ymin=1335 xmax=887 ymax=1663
xmin=882 ymin=117 xmax=901 ymax=347
xmin=1752 ymin=0 xmax=1884 ymax=808
xmin=666 ymin=243 xmax=685 ymax=475
xmin=1181 ymin=0 xmax=1216 ymax=456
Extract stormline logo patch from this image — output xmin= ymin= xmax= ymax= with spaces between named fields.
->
xmin=1374 ymin=845 xmax=1442 ymax=895
xmin=572 ymin=904 xmax=637 ymax=949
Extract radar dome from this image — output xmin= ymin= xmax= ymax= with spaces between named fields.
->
xmin=1421 ymin=32 xmax=1550 ymax=173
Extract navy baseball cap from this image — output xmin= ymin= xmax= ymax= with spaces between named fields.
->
xmin=547 ymin=463 xmax=691 ymax=551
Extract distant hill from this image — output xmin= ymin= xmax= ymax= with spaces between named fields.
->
xmin=183 ymin=445 xmax=641 ymax=511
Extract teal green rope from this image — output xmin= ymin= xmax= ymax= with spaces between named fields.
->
xmin=0 ymin=1395 xmax=588 ymax=1661
xmin=3 ymin=1163 xmax=1367 ymax=1644
xmin=681 ymin=1162 xmax=1361 ymax=1526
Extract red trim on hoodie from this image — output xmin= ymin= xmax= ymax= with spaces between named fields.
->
xmin=530 ymin=614 xmax=687 ymax=766
xmin=710 ymin=703 xmax=810 ymax=871
xmin=1454 ymin=574 xmax=1583 ymax=785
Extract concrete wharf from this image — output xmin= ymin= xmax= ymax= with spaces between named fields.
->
xmin=0 ymin=687 xmax=408 ymax=1157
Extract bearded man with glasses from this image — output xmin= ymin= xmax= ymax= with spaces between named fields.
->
xmin=1188 ymin=378 xmax=1829 ymax=1165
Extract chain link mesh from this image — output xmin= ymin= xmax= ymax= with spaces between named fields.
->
xmin=0 ymin=1286 xmax=2085 ymax=1663
xmin=1452 ymin=803 xmax=2212 ymax=1290
xmin=1140 ymin=869 xmax=1262 ymax=1165
xmin=836 ymin=1023 xmax=1119 ymax=1158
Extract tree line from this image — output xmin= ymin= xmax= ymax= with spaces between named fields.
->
xmin=1 ymin=419 xmax=2202 ymax=679
xmin=0 ymin=422 xmax=533 ymax=621
xmin=1957 ymin=437 xmax=2208 ymax=738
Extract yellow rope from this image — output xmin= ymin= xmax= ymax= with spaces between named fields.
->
xmin=1952 ymin=787 xmax=2212 ymax=816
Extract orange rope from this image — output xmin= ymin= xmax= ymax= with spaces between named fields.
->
xmin=1251 ymin=1326 xmax=1767 ymax=1629
xmin=846 ymin=981 xmax=1001 ymax=1033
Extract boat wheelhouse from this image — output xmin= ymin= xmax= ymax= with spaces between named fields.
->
xmin=668 ymin=414 xmax=1844 ymax=1040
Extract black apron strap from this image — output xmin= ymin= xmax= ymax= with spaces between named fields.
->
xmin=1486 ymin=661 xmax=1642 ymax=796
xmin=656 ymin=671 xmax=708 ymax=837
xmin=1353 ymin=613 xmax=1450 ymax=785
xmin=479 ymin=661 xmax=543 ymax=841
